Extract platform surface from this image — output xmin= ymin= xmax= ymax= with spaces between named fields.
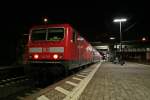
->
xmin=79 ymin=62 xmax=150 ymax=100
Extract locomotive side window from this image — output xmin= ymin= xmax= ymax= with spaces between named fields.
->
xmin=73 ymin=30 xmax=77 ymax=42
xmin=31 ymin=29 xmax=47 ymax=40
xmin=48 ymin=28 xmax=64 ymax=41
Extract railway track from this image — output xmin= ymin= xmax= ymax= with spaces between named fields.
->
xmin=0 ymin=64 xmax=58 ymax=100
xmin=0 ymin=75 xmax=32 ymax=99
xmin=0 ymin=65 xmax=26 ymax=87
xmin=0 ymin=65 xmax=29 ymax=100
xmin=0 ymin=65 xmax=24 ymax=80
xmin=0 ymin=76 xmax=27 ymax=85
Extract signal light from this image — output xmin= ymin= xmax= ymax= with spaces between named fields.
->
xmin=34 ymin=54 xmax=39 ymax=59
xmin=53 ymin=54 xmax=58 ymax=59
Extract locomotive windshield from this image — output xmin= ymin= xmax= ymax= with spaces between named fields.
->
xmin=48 ymin=28 xmax=64 ymax=41
xmin=31 ymin=28 xmax=64 ymax=41
xmin=31 ymin=29 xmax=47 ymax=40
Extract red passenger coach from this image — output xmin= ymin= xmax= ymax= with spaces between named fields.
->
xmin=24 ymin=23 xmax=101 ymax=83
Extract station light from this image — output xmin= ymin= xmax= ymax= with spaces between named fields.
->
xmin=142 ymin=37 xmax=146 ymax=41
xmin=113 ymin=17 xmax=127 ymax=52
xmin=110 ymin=37 xmax=115 ymax=40
xmin=113 ymin=18 xmax=127 ymax=22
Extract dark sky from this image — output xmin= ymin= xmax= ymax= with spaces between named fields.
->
xmin=0 ymin=1 xmax=150 ymax=65
xmin=1 ymin=1 xmax=150 ymax=41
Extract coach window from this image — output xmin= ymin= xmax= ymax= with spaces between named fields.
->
xmin=73 ymin=30 xmax=77 ymax=42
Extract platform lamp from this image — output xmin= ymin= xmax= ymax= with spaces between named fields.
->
xmin=113 ymin=18 xmax=127 ymax=60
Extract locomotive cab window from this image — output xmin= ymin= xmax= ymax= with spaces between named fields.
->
xmin=48 ymin=28 xmax=64 ymax=41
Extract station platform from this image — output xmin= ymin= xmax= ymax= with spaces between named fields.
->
xmin=79 ymin=62 xmax=150 ymax=100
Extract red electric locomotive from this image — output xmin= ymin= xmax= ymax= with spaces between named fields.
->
xmin=24 ymin=23 xmax=101 ymax=83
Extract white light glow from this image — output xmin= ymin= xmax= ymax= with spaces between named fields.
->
xmin=53 ymin=54 xmax=58 ymax=59
xmin=110 ymin=37 xmax=115 ymax=40
xmin=34 ymin=54 xmax=39 ymax=59
xmin=142 ymin=37 xmax=146 ymax=41
xmin=113 ymin=18 xmax=127 ymax=22
xmin=94 ymin=46 xmax=109 ymax=49
xmin=44 ymin=18 xmax=48 ymax=22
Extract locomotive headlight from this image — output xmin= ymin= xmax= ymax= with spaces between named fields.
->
xmin=53 ymin=54 xmax=58 ymax=59
xmin=34 ymin=54 xmax=39 ymax=59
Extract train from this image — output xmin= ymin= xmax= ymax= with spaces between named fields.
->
xmin=23 ymin=23 xmax=101 ymax=83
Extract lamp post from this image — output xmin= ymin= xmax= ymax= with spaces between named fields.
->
xmin=113 ymin=18 xmax=127 ymax=52
xmin=113 ymin=18 xmax=127 ymax=64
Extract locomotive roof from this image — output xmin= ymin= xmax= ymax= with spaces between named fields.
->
xmin=31 ymin=23 xmax=72 ymax=29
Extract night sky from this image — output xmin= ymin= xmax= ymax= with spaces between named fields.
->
xmin=0 ymin=1 xmax=150 ymax=65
